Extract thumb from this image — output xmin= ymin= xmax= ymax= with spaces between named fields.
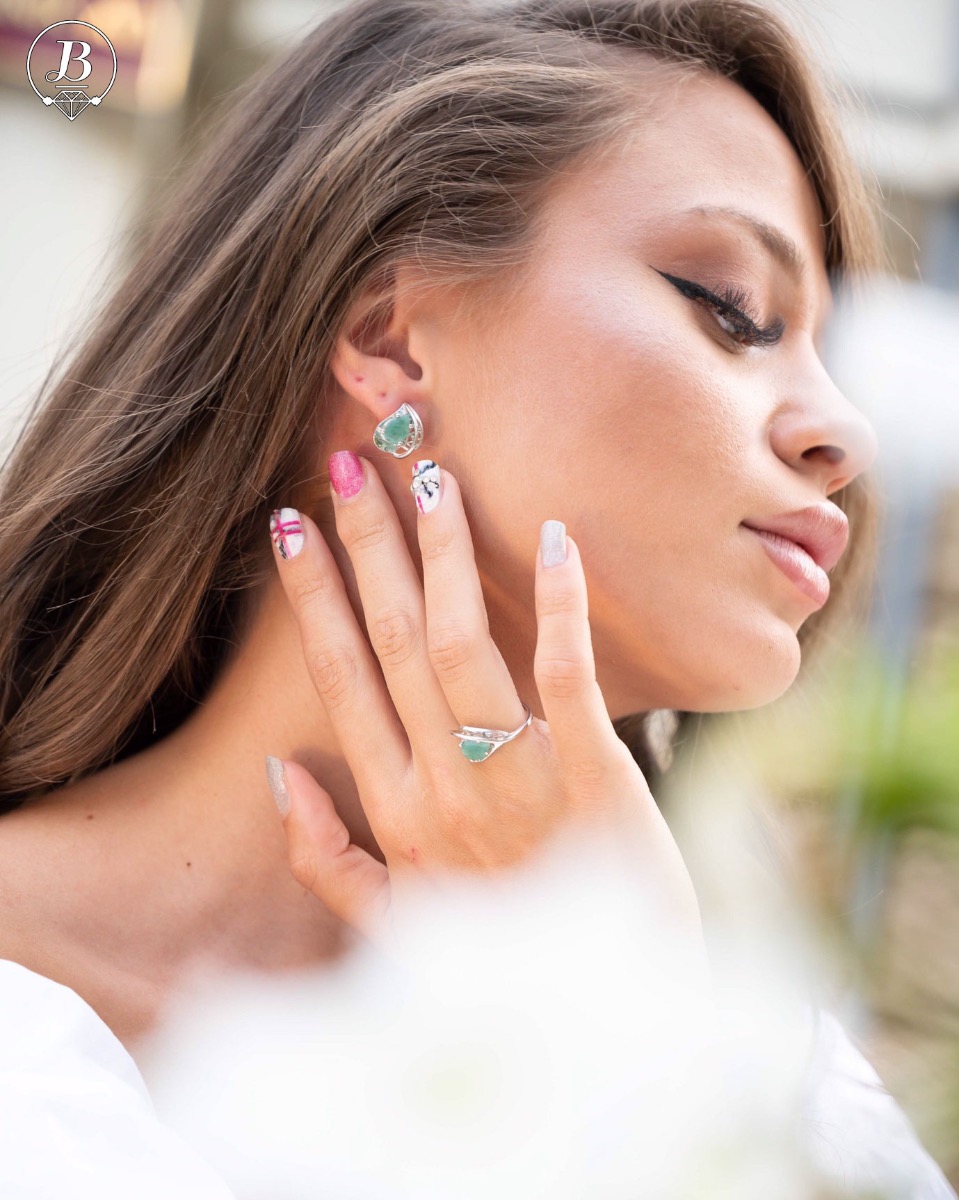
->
xmin=265 ymin=755 xmax=393 ymax=951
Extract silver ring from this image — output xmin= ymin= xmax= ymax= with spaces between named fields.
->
xmin=450 ymin=701 xmax=533 ymax=763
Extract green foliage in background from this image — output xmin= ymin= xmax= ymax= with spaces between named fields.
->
xmin=833 ymin=642 xmax=959 ymax=842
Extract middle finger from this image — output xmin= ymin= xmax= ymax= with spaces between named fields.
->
xmin=329 ymin=451 xmax=527 ymax=765
xmin=327 ymin=450 xmax=461 ymax=755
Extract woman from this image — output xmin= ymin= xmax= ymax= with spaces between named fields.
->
xmin=0 ymin=0 xmax=953 ymax=1194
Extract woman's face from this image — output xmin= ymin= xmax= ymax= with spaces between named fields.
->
xmin=402 ymin=69 xmax=879 ymax=720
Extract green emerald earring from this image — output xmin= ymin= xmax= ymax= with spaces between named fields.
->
xmin=372 ymin=402 xmax=424 ymax=458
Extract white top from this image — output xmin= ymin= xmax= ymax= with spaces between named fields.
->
xmin=801 ymin=1005 xmax=957 ymax=1198
xmin=0 ymin=959 xmax=235 ymax=1199
xmin=0 ymin=958 xmax=955 ymax=1198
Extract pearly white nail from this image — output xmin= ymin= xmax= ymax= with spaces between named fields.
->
xmin=265 ymin=755 xmax=290 ymax=817
xmin=540 ymin=519 xmax=567 ymax=568
xmin=411 ymin=459 xmax=443 ymax=515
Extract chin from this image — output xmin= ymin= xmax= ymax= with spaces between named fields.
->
xmin=716 ymin=624 xmax=803 ymax=712
xmin=652 ymin=621 xmax=803 ymax=715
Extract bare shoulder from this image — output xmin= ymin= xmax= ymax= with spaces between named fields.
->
xmin=0 ymin=820 xmax=41 ymax=969
xmin=0 ymin=786 xmax=113 ymax=977
xmin=0 ymin=801 xmax=65 ymax=971
xmin=0 ymin=794 xmax=160 ymax=1044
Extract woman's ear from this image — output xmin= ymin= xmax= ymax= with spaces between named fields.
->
xmin=330 ymin=264 xmax=433 ymax=424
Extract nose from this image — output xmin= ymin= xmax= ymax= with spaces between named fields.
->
xmin=767 ymin=363 xmax=880 ymax=497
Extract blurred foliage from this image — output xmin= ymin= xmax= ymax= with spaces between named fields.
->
xmin=737 ymin=635 xmax=959 ymax=846
xmin=736 ymin=632 xmax=959 ymax=1189
xmin=839 ymin=646 xmax=959 ymax=842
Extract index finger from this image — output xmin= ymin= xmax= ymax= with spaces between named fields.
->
xmin=533 ymin=523 xmax=637 ymax=783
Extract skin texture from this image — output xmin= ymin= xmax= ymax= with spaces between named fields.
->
xmin=0 ymin=70 xmax=878 ymax=1049
xmin=385 ymin=72 xmax=877 ymax=723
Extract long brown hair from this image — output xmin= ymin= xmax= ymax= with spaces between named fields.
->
xmin=0 ymin=0 xmax=883 ymax=811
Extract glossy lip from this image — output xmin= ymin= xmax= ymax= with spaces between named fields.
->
xmin=741 ymin=503 xmax=849 ymax=575
xmin=744 ymin=525 xmax=830 ymax=607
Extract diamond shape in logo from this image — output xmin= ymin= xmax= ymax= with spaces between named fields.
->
xmin=53 ymin=89 xmax=92 ymax=120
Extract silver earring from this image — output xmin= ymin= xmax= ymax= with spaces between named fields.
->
xmin=372 ymin=402 xmax=424 ymax=458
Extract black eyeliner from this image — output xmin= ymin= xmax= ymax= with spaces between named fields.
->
xmin=652 ymin=268 xmax=785 ymax=347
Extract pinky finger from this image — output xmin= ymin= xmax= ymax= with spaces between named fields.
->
xmin=265 ymin=756 xmax=394 ymax=952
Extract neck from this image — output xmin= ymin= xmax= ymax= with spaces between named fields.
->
xmin=0 ymin=573 xmax=382 ymax=1044
xmin=2 ymin=512 xmax=650 ymax=1047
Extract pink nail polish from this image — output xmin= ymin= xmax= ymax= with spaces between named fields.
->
xmin=329 ymin=451 xmax=365 ymax=499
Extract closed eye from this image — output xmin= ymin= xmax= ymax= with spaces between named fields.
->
xmin=653 ymin=269 xmax=786 ymax=349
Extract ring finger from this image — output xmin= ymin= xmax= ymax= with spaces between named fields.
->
xmin=409 ymin=458 xmax=530 ymax=756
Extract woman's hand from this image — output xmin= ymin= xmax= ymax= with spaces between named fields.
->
xmin=267 ymin=452 xmax=704 ymax=966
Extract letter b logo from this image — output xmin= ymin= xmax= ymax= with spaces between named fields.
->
xmin=26 ymin=21 xmax=116 ymax=121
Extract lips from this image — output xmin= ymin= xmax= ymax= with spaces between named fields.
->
xmin=741 ymin=503 xmax=849 ymax=575
xmin=744 ymin=527 xmax=829 ymax=606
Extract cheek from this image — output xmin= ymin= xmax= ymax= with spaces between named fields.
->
xmin=501 ymin=266 xmax=748 ymax=491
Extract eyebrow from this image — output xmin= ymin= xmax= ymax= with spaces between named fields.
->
xmin=684 ymin=204 xmax=808 ymax=280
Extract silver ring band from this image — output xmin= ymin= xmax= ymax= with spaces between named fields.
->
xmin=450 ymin=701 xmax=533 ymax=763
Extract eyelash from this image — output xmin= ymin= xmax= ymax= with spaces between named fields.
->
xmin=654 ymin=269 xmax=786 ymax=348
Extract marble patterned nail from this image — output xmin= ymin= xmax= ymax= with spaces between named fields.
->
xmin=411 ymin=459 xmax=443 ymax=515
xmin=270 ymin=507 xmax=305 ymax=560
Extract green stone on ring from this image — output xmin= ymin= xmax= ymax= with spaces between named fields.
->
xmin=460 ymin=739 xmax=495 ymax=762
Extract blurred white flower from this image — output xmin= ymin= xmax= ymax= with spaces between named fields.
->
xmin=141 ymin=824 xmax=825 ymax=1200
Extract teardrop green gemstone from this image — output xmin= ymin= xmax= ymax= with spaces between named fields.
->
xmin=381 ymin=411 xmax=412 ymax=445
xmin=460 ymin=739 xmax=494 ymax=762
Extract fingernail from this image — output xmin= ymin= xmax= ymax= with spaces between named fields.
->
xmin=270 ymin=507 xmax=305 ymax=560
xmin=540 ymin=519 xmax=567 ymax=568
xmin=265 ymin=755 xmax=290 ymax=817
xmin=411 ymin=459 xmax=442 ymax=515
xmin=329 ymin=451 xmax=365 ymax=500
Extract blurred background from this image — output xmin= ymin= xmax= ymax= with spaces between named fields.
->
xmin=1 ymin=0 xmax=958 ymax=1189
